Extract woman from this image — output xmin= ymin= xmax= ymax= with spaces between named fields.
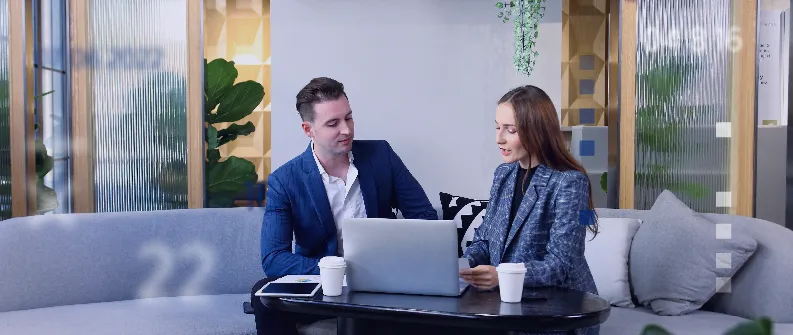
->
xmin=459 ymin=85 xmax=600 ymax=335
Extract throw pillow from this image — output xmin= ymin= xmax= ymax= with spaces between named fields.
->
xmin=584 ymin=217 xmax=642 ymax=307
xmin=439 ymin=192 xmax=488 ymax=257
xmin=629 ymin=190 xmax=758 ymax=316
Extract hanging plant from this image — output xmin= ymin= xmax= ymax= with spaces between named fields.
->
xmin=496 ymin=0 xmax=547 ymax=76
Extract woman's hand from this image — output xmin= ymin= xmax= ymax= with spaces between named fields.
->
xmin=459 ymin=265 xmax=499 ymax=290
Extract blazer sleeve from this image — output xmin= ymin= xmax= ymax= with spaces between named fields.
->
xmin=384 ymin=141 xmax=438 ymax=220
xmin=463 ymin=166 xmax=502 ymax=268
xmin=523 ymin=172 xmax=591 ymax=287
xmin=260 ymin=173 xmax=321 ymax=277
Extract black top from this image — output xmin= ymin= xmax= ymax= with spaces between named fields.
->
xmin=261 ymin=286 xmax=611 ymax=333
xmin=509 ymin=165 xmax=538 ymax=225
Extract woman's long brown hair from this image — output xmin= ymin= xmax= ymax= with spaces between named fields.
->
xmin=498 ymin=85 xmax=599 ymax=237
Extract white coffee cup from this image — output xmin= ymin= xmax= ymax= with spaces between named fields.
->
xmin=497 ymin=263 xmax=526 ymax=303
xmin=318 ymin=256 xmax=346 ymax=296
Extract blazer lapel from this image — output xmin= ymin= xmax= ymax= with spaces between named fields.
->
xmin=301 ymin=145 xmax=334 ymax=238
xmin=491 ymin=165 xmax=516 ymax=265
xmin=352 ymin=143 xmax=378 ymax=218
xmin=501 ymin=164 xmax=551 ymax=261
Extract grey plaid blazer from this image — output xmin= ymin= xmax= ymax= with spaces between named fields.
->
xmin=464 ymin=162 xmax=599 ymax=335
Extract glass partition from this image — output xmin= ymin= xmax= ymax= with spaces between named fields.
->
xmin=634 ymin=0 xmax=733 ymax=213
xmin=35 ymin=0 xmax=71 ymax=215
xmin=0 ymin=0 xmax=11 ymax=220
xmin=80 ymin=0 xmax=189 ymax=211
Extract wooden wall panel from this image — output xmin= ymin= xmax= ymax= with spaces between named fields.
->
xmin=562 ymin=0 xmax=608 ymax=127
xmin=618 ymin=0 xmax=636 ymax=209
xmin=730 ymin=0 xmax=757 ymax=216
xmin=8 ymin=0 xmax=36 ymax=216
xmin=187 ymin=0 xmax=205 ymax=208
xmin=68 ymin=0 xmax=94 ymax=213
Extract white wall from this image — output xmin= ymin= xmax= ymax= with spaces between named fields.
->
xmin=271 ymin=0 xmax=562 ymax=203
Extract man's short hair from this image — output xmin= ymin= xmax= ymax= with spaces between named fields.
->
xmin=295 ymin=77 xmax=348 ymax=122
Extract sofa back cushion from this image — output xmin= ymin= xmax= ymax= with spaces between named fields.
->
xmin=584 ymin=217 xmax=641 ymax=308
xmin=628 ymin=191 xmax=758 ymax=316
xmin=0 ymin=207 xmax=264 ymax=313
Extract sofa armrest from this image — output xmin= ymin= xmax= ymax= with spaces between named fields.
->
xmin=701 ymin=213 xmax=793 ymax=323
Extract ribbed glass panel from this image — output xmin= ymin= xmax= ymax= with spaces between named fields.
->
xmin=0 ymin=0 xmax=11 ymax=220
xmin=635 ymin=0 xmax=731 ymax=213
xmin=87 ymin=0 xmax=188 ymax=212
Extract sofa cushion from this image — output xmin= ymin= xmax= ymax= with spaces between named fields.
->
xmin=439 ymin=192 xmax=488 ymax=257
xmin=0 ymin=294 xmax=255 ymax=335
xmin=601 ymin=306 xmax=752 ymax=335
xmin=584 ymin=217 xmax=641 ymax=307
xmin=629 ymin=190 xmax=758 ymax=315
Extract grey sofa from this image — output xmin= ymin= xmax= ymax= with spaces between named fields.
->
xmin=595 ymin=208 xmax=793 ymax=335
xmin=2 ymin=206 xmax=791 ymax=335
xmin=0 ymin=207 xmax=267 ymax=335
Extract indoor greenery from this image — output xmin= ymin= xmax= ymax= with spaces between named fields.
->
xmin=496 ymin=0 xmax=547 ymax=76
xmin=600 ymin=52 xmax=709 ymax=208
xmin=33 ymin=90 xmax=58 ymax=214
xmin=203 ymin=58 xmax=263 ymax=208
xmin=0 ymin=80 xmax=59 ymax=215
xmin=641 ymin=317 xmax=772 ymax=335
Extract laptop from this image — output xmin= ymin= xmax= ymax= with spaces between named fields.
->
xmin=341 ymin=218 xmax=469 ymax=297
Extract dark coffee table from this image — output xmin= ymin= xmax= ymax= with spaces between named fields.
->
xmin=261 ymin=285 xmax=610 ymax=334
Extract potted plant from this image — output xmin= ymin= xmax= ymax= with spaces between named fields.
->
xmin=203 ymin=58 xmax=263 ymax=207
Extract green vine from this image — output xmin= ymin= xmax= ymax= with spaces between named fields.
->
xmin=496 ymin=0 xmax=547 ymax=76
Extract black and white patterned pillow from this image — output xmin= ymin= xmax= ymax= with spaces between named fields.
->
xmin=439 ymin=192 xmax=488 ymax=257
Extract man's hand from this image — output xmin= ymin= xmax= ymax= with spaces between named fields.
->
xmin=459 ymin=265 xmax=499 ymax=290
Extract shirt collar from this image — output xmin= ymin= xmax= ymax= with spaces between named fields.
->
xmin=311 ymin=140 xmax=354 ymax=180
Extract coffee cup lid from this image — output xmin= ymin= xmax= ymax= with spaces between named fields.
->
xmin=319 ymin=256 xmax=346 ymax=268
xmin=497 ymin=263 xmax=526 ymax=273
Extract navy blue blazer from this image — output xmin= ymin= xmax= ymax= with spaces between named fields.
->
xmin=464 ymin=162 xmax=598 ymax=297
xmin=261 ymin=140 xmax=437 ymax=277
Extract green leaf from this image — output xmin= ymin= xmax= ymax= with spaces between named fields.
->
xmin=34 ymin=140 xmax=53 ymax=178
xmin=600 ymin=172 xmax=608 ymax=193
xmin=34 ymin=90 xmax=55 ymax=100
xmin=206 ymin=156 xmax=258 ymax=194
xmin=217 ymin=121 xmax=256 ymax=147
xmin=668 ymin=182 xmax=709 ymax=199
xmin=207 ymin=192 xmax=237 ymax=208
xmin=208 ymin=80 xmax=264 ymax=124
xmin=725 ymin=318 xmax=773 ymax=335
xmin=207 ymin=148 xmax=220 ymax=165
xmin=204 ymin=58 xmax=238 ymax=115
xmin=639 ymin=324 xmax=673 ymax=335
xmin=207 ymin=125 xmax=219 ymax=150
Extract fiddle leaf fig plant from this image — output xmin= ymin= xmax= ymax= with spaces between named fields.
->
xmin=203 ymin=58 xmax=262 ymax=208
xmin=599 ymin=53 xmax=710 ymax=207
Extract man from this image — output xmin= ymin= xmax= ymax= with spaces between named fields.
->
xmin=251 ymin=77 xmax=438 ymax=335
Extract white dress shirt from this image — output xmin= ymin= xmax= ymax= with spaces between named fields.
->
xmin=311 ymin=142 xmax=367 ymax=256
